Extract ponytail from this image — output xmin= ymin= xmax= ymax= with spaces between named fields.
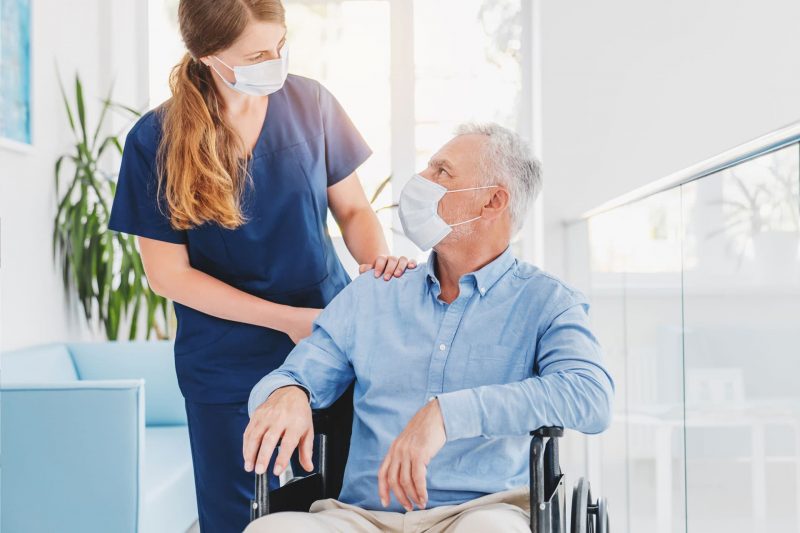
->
xmin=156 ymin=53 xmax=251 ymax=230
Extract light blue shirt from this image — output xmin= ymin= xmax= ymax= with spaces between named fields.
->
xmin=248 ymin=246 xmax=614 ymax=512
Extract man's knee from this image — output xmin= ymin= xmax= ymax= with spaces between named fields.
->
xmin=243 ymin=511 xmax=330 ymax=533
xmin=447 ymin=504 xmax=529 ymax=533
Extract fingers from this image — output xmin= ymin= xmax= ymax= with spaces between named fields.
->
xmin=382 ymin=256 xmax=399 ymax=280
xmin=255 ymin=429 xmax=282 ymax=475
xmin=367 ymin=256 xmax=418 ymax=280
xmin=378 ymin=455 xmax=391 ymax=507
xmin=298 ymin=426 xmax=315 ymax=473
xmin=399 ymin=459 xmax=422 ymax=509
xmin=273 ymin=431 xmax=301 ymax=476
xmin=411 ymin=459 xmax=428 ymax=509
xmin=373 ymin=256 xmax=387 ymax=277
xmin=243 ymin=418 xmax=265 ymax=472
xmin=393 ymin=257 xmax=408 ymax=278
xmin=379 ymin=442 xmax=415 ymax=511
xmin=387 ymin=458 xmax=413 ymax=511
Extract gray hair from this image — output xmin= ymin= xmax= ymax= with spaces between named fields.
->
xmin=453 ymin=122 xmax=542 ymax=233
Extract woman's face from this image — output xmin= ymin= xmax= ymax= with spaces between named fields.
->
xmin=202 ymin=20 xmax=287 ymax=83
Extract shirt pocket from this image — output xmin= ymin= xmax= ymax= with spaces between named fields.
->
xmin=461 ymin=343 xmax=528 ymax=389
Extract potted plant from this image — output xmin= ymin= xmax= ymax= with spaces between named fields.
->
xmin=53 ymin=73 xmax=170 ymax=340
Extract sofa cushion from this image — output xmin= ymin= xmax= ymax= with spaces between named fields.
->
xmin=68 ymin=341 xmax=186 ymax=425
xmin=1 ymin=344 xmax=78 ymax=384
xmin=141 ymin=426 xmax=197 ymax=533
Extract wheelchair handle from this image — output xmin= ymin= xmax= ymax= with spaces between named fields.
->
xmin=531 ymin=426 xmax=564 ymax=438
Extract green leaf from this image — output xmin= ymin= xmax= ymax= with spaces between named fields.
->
xmin=91 ymin=83 xmax=115 ymax=150
xmin=370 ymin=175 xmax=393 ymax=205
xmin=75 ymin=75 xmax=89 ymax=146
xmin=53 ymin=70 xmax=168 ymax=341
xmin=57 ymin=68 xmax=77 ymax=136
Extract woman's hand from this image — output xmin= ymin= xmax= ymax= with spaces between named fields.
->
xmin=283 ymin=307 xmax=322 ymax=344
xmin=359 ymin=255 xmax=418 ymax=281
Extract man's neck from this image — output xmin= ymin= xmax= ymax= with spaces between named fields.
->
xmin=434 ymin=239 xmax=509 ymax=303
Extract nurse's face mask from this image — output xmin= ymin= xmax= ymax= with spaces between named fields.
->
xmin=210 ymin=45 xmax=289 ymax=97
xmin=399 ymin=174 xmax=499 ymax=251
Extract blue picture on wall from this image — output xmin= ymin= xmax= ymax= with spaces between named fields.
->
xmin=1 ymin=0 xmax=32 ymax=146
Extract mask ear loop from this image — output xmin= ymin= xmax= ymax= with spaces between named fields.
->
xmin=208 ymin=56 xmax=237 ymax=86
xmin=445 ymin=185 xmax=499 ymax=193
xmin=449 ymin=215 xmax=482 ymax=227
xmin=443 ymin=184 xmax=499 ymax=226
xmin=212 ymin=56 xmax=235 ymax=71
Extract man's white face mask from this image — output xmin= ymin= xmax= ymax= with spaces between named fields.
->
xmin=398 ymin=174 xmax=498 ymax=251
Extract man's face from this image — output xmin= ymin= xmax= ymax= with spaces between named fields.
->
xmin=419 ymin=134 xmax=489 ymax=236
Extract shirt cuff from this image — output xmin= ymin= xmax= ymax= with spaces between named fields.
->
xmin=435 ymin=388 xmax=483 ymax=441
xmin=247 ymin=374 xmax=311 ymax=418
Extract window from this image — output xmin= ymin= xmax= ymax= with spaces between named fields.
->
xmin=413 ymin=0 xmax=523 ymax=171
xmin=146 ymin=0 xmax=532 ymax=260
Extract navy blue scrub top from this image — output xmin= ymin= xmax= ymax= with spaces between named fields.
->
xmin=108 ymin=75 xmax=372 ymax=404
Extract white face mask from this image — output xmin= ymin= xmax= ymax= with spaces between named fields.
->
xmin=398 ymin=174 xmax=498 ymax=251
xmin=210 ymin=45 xmax=290 ymax=96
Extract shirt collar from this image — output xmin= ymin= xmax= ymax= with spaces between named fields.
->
xmin=426 ymin=245 xmax=516 ymax=298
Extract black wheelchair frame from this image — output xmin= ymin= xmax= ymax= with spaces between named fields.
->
xmin=249 ymin=385 xmax=609 ymax=532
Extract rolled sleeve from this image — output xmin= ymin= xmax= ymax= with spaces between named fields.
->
xmin=246 ymin=282 xmax=358 ymax=418
xmin=247 ymin=374 xmax=311 ymax=418
xmin=436 ymin=389 xmax=482 ymax=441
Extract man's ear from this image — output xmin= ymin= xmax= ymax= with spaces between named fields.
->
xmin=481 ymin=187 xmax=510 ymax=221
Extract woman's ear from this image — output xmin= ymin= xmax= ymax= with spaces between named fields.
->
xmin=481 ymin=187 xmax=510 ymax=221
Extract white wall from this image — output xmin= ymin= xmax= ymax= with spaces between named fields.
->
xmin=540 ymin=0 xmax=800 ymax=278
xmin=0 ymin=0 xmax=148 ymax=351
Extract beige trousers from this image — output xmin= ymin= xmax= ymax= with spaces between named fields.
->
xmin=243 ymin=486 xmax=530 ymax=533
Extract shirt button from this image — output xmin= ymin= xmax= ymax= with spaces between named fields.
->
xmin=439 ymin=343 xmax=446 ymax=351
xmin=480 ymin=286 xmax=486 ymax=293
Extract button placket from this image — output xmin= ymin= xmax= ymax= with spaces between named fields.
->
xmin=424 ymin=293 xmax=470 ymax=398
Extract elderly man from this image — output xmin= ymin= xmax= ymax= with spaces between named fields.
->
xmin=243 ymin=123 xmax=614 ymax=533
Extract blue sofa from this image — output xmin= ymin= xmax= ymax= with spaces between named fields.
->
xmin=1 ymin=341 xmax=197 ymax=533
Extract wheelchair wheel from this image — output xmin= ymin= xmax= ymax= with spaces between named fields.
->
xmin=596 ymin=497 xmax=609 ymax=533
xmin=571 ymin=477 xmax=610 ymax=533
xmin=571 ymin=478 xmax=592 ymax=533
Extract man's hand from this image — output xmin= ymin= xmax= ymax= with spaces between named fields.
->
xmin=378 ymin=398 xmax=447 ymax=511
xmin=242 ymin=386 xmax=314 ymax=476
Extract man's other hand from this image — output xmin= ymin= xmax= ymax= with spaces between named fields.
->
xmin=378 ymin=397 xmax=447 ymax=511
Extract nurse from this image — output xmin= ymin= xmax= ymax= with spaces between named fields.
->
xmin=108 ymin=1 xmax=414 ymax=531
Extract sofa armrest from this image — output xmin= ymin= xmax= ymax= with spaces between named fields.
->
xmin=68 ymin=341 xmax=185 ymax=426
xmin=0 ymin=380 xmax=145 ymax=533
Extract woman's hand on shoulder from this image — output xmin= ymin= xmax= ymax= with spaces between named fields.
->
xmin=359 ymin=255 xmax=417 ymax=281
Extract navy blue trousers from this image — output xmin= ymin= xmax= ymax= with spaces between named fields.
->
xmin=184 ymin=399 xmax=282 ymax=533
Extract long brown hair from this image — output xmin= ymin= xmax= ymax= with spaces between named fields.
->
xmin=156 ymin=0 xmax=286 ymax=230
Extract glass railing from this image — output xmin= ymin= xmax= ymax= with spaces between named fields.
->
xmin=564 ymin=122 xmax=800 ymax=532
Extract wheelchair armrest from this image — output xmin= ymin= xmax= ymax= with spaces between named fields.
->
xmin=250 ymin=383 xmax=355 ymax=521
xmin=531 ymin=426 xmax=564 ymax=438
xmin=529 ymin=426 xmax=565 ymax=532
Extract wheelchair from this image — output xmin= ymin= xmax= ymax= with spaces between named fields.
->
xmin=249 ymin=385 xmax=609 ymax=532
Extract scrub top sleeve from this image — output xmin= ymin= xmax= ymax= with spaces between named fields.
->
xmin=108 ymin=129 xmax=187 ymax=245
xmin=317 ymin=83 xmax=373 ymax=187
